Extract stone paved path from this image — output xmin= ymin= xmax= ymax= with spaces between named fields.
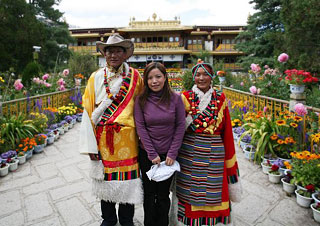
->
xmin=0 ymin=123 xmax=318 ymax=226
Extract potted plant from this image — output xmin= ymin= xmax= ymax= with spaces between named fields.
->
xmin=261 ymin=159 xmax=272 ymax=174
xmin=281 ymin=171 xmax=296 ymax=194
xmin=284 ymin=69 xmax=318 ymax=94
xmin=310 ymin=202 xmax=320 ymax=223
xmin=16 ymin=151 xmax=26 ymax=165
xmin=0 ymin=114 xmax=38 ymax=149
xmin=217 ymin=70 xmax=226 ymax=83
xmin=76 ymin=113 xmax=83 ymax=122
xmin=267 ymin=164 xmax=281 ymax=184
xmin=295 ymin=184 xmax=315 ymax=208
xmin=290 ymin=151 xmax=320 ymax=190
xmin=16 ymin=137 xmax=36 ymax=160
xmin=0 ymin=161 xmax=9 ymax=177
xmin=34 ymin=134 xmax=47 ymax=153
xmin=243 ymin=144 xmax=255 ymax=161
xmin=313 ymin=192 xmax=320 ymax=205
xmin=64 ymin=115 xmax=73 ymax=129
xmin=45 ymin=130 xmax=55 ymax=145
xmin=6 ymin=157 xmax=19 ymax=172
xmin=239 ymin=134 xmax=252 ymax=149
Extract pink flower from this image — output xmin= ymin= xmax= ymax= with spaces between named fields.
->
xmin=33 ymin=77 xmax=41 ymax=84
xmin=249 ymin=86 xmax=257 ymax=94
xmin=263 ymin=106 xmax=268 ymax=113
xmin=250 ymin=63 xmax=261 ymax=74
xmin=58 ymin=85 xmax=66 ymax=91
xmin=230 ymin=85 xmax=234 ymax=88
xmin=63 ymin=69 xmax=69 ymax=76
xmin=57 ymin=78 xmax=65 ymax=86
xmin=264 ymin=65 xmax=269 ymax=69
xmin=240 ymin=82 xmax=244 ymax=86
xmin=44 ymin=82 xmax=52 ymax=87
xmin=14 ymin=79 xmax=24 ymax=90
xmin=294 ymin=103 xmax=308 ymax=116
xmin=278 ymin=53 xmax=289 ymax=63
xmin=42 ymin=73 xmax=49 ymax=80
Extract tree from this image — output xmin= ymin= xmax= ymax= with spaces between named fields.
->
xmin=27 ymin=0 xmax=74 ymax=71
xmin=235 ymin=0 xmax=284 ymax=70
xmin=68 ymin=51 xmax=99 ymax=78
xmin=0 ymin=0 xmax=44 ymax=73
xmin=281 ymin=0 xmax=320 ymax=72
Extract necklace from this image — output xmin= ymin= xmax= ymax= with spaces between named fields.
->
xmin=104 ymin=68 xmax=129 ymax=103
xmin=188 ymin=90 xmax=220 ymax=131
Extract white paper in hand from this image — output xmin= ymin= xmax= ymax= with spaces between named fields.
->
xmin=146 ymin=161 xmax=180 ymax=182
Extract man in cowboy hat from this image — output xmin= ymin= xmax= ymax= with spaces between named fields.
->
xmin=80 ymin=34 xmax=143 ymax=226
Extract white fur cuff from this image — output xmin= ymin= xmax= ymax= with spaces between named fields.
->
xmin=89 ymin=160 xmax=105 ymax=181
xmin=228 ymin=180 xmax=243 ymax=203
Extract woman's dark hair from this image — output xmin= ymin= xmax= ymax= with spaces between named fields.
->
xmin=138 ymin=62 xmax=173 ymax=109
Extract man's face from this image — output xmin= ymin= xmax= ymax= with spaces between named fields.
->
xmin=105 ymin=46 xmax=127 ymax=69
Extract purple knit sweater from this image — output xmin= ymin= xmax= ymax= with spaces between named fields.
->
xmin=134 ymin=91 xmax=185 ymax=161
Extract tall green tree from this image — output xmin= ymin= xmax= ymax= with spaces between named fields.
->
xmin=281 ymin=0 xmax=320 ymax=72
xmin=27 ymin=0 xmax=74 ymax=71
xmin=0 ymin=0 xmax=44 ymax=73
xmin=235 ymin=0 xmax=284 ymax=69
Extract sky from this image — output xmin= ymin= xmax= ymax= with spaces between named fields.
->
xmin=56 ymin=0 xmax=257 ymax=28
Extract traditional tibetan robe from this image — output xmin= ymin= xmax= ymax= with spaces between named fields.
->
xmin=79 ymin=63 xmax=143 ymax=204
xmin=175 ymin=85 xmax=240 ymax=226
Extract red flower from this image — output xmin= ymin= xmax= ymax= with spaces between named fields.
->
xmin=305 ymin=184 xmax=315 ymax=193
xmin=271 ymin=164 xmax=279 ymax=171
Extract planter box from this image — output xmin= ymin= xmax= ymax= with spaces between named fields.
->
xmin=311 ymin=203 xmax=320 ymax=223
xmin=261 ymin=162 xmax=271 ymax=174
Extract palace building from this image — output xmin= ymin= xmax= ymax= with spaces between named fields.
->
xmin=69 ymin=13 xmax=246 ymax=70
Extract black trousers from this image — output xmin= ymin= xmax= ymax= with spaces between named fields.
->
xmin=101 ymin=200 xmax=134 ymax=226
xmin=139 ymin=148 xmax=173 ymax=226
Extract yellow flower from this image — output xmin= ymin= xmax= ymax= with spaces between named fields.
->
xmin=277 ymin=139 xmax=284 ymax=144
xmin=294 ymin=116 xmax=303 ymax=122
xmin=276 ymin=120 xmax=286 ymax=126
xmin=290 ymin=123 xmax=298 ymax=128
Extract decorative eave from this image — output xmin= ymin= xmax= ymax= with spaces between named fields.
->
xmin=71 ymin=33 xmax=100 ymax=38
xmin=190 ymin=31 xmax=209 ymax=35
xmin=209 ymin=51 xmax=245 ymax=56
xmin=118 ymin=26 xmax=193 ymax=32
xmin=133 ymin=49 xmax=192 ymax=55
xmin=211 ymin=30 xmax=243 ymax=35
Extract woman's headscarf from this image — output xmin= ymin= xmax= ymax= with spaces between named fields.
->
xmin=191 ymin=59 xmax=215 ymax=81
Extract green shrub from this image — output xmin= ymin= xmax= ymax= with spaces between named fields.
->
xmin=22 ymin=61 xmax=43 ymax=86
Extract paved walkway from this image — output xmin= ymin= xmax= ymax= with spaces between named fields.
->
xmin=0 ymin=123 xmax=318 ymax=226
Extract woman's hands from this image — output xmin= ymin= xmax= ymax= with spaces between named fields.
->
xmin=152 ymin=156 xmax=161 ymax=165
xmin=152 ymin=156 xmax=175 ymax=166
xmin=165 ymin=156 xmax=174 ymax=166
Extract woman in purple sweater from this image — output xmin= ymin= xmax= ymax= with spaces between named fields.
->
xmin=134 ymin=62 xmax=185 ymax=226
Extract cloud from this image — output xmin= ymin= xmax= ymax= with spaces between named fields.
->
xmin=57 ymin=0 xmax=256 ymax=28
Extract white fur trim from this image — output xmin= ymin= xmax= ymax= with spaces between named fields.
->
xmin=79 ymin=109 xmax=98 ymax=155
xmin=228 ymin=180 xmax=243 ymax=203
xmin=91 ymin=98 xmax=112 ymax=125
xmin=92 ymin=178 xmax=143 ymax=204
xmin=89 ymin=160 xmax=105 ymax=181
xmin=192 ymin=85 xmax=213 ymax=113
xmin=91 ymin=63 xmax=129 ymax=125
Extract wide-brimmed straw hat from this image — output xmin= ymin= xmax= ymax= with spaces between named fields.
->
xmin=96 ymin=34 xmax=134 ymax=59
